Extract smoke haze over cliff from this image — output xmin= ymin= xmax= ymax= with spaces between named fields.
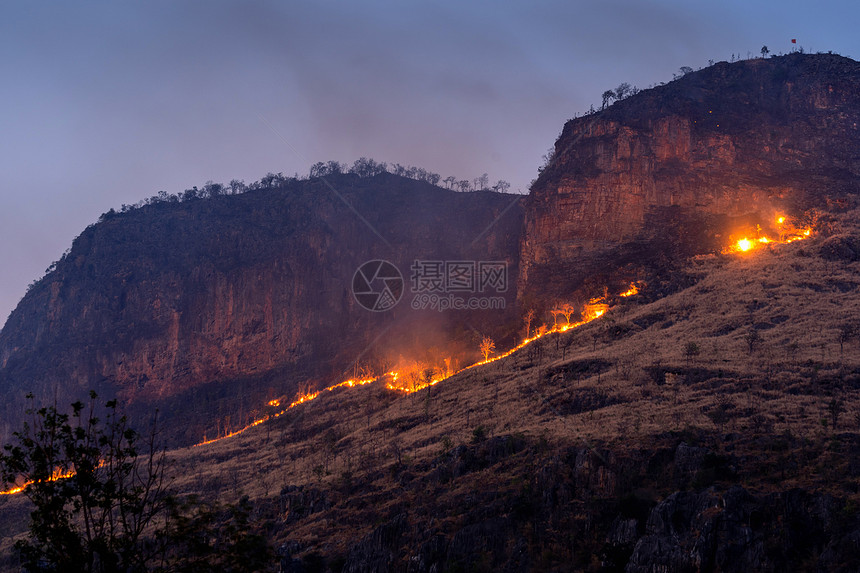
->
xmin=1 ymin=0 xmax=859 ymax=323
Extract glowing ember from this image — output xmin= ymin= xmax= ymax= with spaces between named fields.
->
xmin=736 ymin=238 xmax=754 ymax=252
xmin=619 ymin=283 xmax=639 ymax=297
xmin=723 ymin=214 xmax=813 ymax=254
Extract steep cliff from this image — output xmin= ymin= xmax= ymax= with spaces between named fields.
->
xmin=0 ymin=174 xmax=523 ymax=444
xmin=521 ymin=53 xmax=860 ymax=307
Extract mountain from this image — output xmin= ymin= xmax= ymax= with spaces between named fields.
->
xmin=17 ymin=201 xmax=852 ymax=572
xmin=2 ymin=52 xmax=860 ymax=571
xmin=521 ymin=53 xmax=860 ymax=309
xmin=0 ymin=174 xmax=523 ymax=444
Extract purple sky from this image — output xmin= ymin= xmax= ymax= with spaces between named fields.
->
xmin=2 ymin=0 xmax=858 ymax=325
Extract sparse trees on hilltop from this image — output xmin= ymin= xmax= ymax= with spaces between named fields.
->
xmin=349 ymin=157 xmax=388 ymax=178
xmin=473 ymin=173 xmax=489 ymax=191
xmin=492 ymin=180 xmax=510 ymax=193
xmin=601 ymin=90 xmax=615 ymax=110
xmin=614 ymin=82 xmax=633 ymax=101
xmin=99 ymin=157 xmax=512 ymax=221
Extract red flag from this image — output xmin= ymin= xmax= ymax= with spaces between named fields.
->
xmin=791 ymin=39 xmax=797 ymax=43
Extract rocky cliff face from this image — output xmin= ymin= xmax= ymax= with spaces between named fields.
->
xmin=521 ymin=53 xmax=860 ymax=307
xmin=0 ymin=174 xmax=523 ymax=444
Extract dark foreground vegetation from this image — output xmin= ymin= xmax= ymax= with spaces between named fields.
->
xmin=0 ymin=394 xmax=272 ymax=572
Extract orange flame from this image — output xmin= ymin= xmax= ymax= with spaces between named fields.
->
xmin=619 ymin=283 xmax=639 ymax=297
xmin=192 ymin=289 xmax=634 ymax=449
xmin=193 ymin=376 xmax=378 ymax=447
xmin=0 ymin=467 xmax=76 ymax=496
xmin=723 ymin=214 xmax=812 ymax=254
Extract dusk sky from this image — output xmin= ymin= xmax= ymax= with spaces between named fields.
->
xmin=2 ymin=0 xmax=859 ymax=325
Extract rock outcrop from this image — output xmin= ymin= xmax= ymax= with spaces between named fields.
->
xmin=0 ymin=174 xmax=523 ymax=444
xmin=521 ymin=53 xmax=860 ymax=307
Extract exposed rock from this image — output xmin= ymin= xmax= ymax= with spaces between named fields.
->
xmin=607 ymin=517 xmax=640 ymax=546
xmin=277 ymin=540 xmax=306 ymax=573
xmin=0 ymin=175 xmax=523 ymax=444
xmin=521 ymin=53 xmax=860 ymax=307
xmin=673 ymin=442 xmax=707 ymax=484
xmin=342 ymin=513 xmax=408 ymax=573
xmin=627 ymin=485 xmax=859 ymax=573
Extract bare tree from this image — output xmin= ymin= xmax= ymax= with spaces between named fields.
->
xmin=524 ymin=309 xmax=535 ymax=339
xmin=562 ymin=335 xmax=575 ymax=360
xmin=559 ymin=302 xmax=576 ymax=325
xmin=349 ymin=157 xmax=387 ymax=178
xmin=473 ymin=173 xmax=489 ymax=191
xmin=229 ymin=179 xmax=246 ymax=195
xmin=745 ymin=329 xmax=762 ymax=355
xmin=549 ymin=306 xmax=564 ymax=328
xmin=538 ymin=146 xmax=556 ymax=174
xmin=479 ymin=336 xmax=496 ymax=361
xmin=492 ymin=180 xmax=510 ymax=193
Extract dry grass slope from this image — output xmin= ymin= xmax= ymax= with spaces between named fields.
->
xmin=3 ymin=208 xmax=860 ymax=567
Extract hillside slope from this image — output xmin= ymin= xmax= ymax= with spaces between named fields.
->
xmin=21 ymin=206 xmax=852 ymax=571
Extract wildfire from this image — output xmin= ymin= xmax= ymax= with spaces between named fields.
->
xmin=192 ymin=287 xmax=639 ymax=449
xmin=193 ymin=376 xmax=378 ymax=447
xmin=0 ymin=467 xmax=75 ymax=496
xmin=724 ymin=214 xmax=812 ymax=254
xmin=619 ymin=283 xmax=639 ymax=297
xmin=1 ymin=284 xmax=644 ymax=496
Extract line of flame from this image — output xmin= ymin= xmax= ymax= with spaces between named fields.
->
xmin=192 ymin=376 xmax=378 ymax=447
xmin=4 ymin=300 xmax=611 ymax=489
xmin=0 ymin=467 xmax=76 ymax=496
xmin=192 ymin=216 xmax=810 ymax=449
xmin=724 ymin=215 xmax=812 ymax=254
